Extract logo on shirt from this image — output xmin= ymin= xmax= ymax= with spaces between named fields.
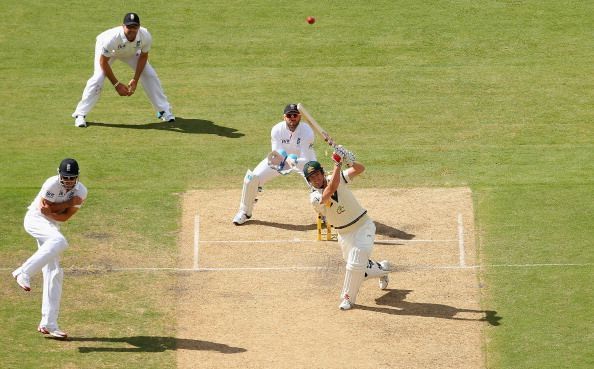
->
xmin=117 ymin=44 xmax=126 ymax=49
xmin=136 ymin=40 xmax=141 ymax=47
xmin=45 ymin=191 xmax=55 ymax=199
xmin=297 ymin=138 xmax=301 ymax=144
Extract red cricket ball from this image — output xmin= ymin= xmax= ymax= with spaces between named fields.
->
xmin=307 ymin=16 xmax=315 ymax=24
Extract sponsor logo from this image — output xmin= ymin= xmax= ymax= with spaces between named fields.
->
xmin=136 ymin=40 xmax=141 ymax=47
xmin=297 ymin=138 xmax=301 ymax=144
xmin=45 ymin=191 xmax=55 ymax=198
xmin=117 ymin=44 xmax=126 ymax=49
xmin=281 ymin=139 xmax=290 ymax=144
xmin=336 ymin=205 xmax=345 ymax=214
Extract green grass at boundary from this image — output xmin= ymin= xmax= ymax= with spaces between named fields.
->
xmin=1 ymin=1 xmax=593 ymax=368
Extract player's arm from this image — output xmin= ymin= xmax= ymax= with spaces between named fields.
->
xmin=128 ymin=52 xmax=148 ymax=95
xmin=48 ymin=205 xmax=80 ymax=222
xmin=320 ymin=162 xmax=342 ymax=204
xmin=40 ymin=197 xmax=84 ymax=222
xmin=99 ymin=55 xmax=129 ymax=96
xmin=345 ymin=161 xmax=365 ymax=180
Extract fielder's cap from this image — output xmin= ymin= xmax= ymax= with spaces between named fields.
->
xmin=58 ymin=158 xmax=80 ymax=177
xmin=284 ymin=103 xmax=300 ymax=115
xmin=123 ymin=12 xmax=140 ymax=26
xmin=303 ymin=161 xmax=323 ymax=178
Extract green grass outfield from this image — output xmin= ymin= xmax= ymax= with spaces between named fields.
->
xmin=1 ymin=0 xmax=592 ymax=368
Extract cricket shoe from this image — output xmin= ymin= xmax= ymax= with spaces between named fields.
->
xmin=74 ymin=115 xmax=87 ymax=128
xmin=339 ymin=295 xmax=353 ymax=310
xmin=38 ymin=326 xmax=68 ymax=339
xmin=12 ymin=269 xmax=31 ymax=291
xmin=157 ymin=110 xmax=175 ymax=122
xmin=379 ymin=260 xmax=391 ymax=290
xmin=232 ymin=211 xmax=251 ymax=225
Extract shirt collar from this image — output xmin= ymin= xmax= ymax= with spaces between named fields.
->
xmin=118 ymin=26 xmax=138 ymax=43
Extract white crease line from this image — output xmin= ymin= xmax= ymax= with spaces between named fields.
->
xmin=200 ymin=239 xmax=457 ymax=244
xmin=0 ymin=263 xmax=592 ymax=273
xmin=458 ymin=213 xmax=466 ymax=267
xmin=193 ymin=214 xmax=200 ymax=270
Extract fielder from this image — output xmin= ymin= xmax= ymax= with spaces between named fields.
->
xmin=304 ymin=153 xmax=391 ymax=310
xmin=232 ymin=103 xmax=317 ymax=225
xmin=72 ymin=12 xmax=175 ymax=128
xmin=12 ymin=158 xmax=88 ymax=338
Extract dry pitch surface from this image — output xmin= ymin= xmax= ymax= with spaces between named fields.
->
xmin=176 ymin=188 xmax=492 ymax=369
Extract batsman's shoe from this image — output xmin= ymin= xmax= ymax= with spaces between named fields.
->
xmin=74 ymin=115 xmax=87 ymax=128
xmin=232 ymin=211 xmax=251 ymax=225
xmin=158 ymin=110 xmax=176 ymax=122
xmin=12 ymin=269 xmax=31 ymax=291
xmin=379 ymin=260 xmax=391 ymax=290
xmin=38 ymin=326 xmax=68 ymax=339
xmin=339 ymin=298 xmax=353 ymax=311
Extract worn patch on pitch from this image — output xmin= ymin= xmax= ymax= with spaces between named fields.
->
xmin=175 ymin=188 xmax=492 ymax=369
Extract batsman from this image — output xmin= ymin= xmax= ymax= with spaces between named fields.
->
xmin=304 ymin=150 xmax=391 ymax=310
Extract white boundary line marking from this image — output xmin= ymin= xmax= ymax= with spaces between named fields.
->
xmin=457 ymin=213 xmax=466 ymax=267
xmin=193 ymin=213 xmax=200 ymax=270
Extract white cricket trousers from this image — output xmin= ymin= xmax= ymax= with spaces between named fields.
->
xmin=20 ymin=211 xmax=68 ymax=329
xmin=72 ymin=40 xmax=171 ymax=117
xmin=338 ymin=219 xmax=376 ymax=304
xmin=238 ymin=157 xmax=309 ymax=214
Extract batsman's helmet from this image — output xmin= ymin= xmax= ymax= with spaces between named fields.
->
xmin=303 ymin=161 xmax=324 ymax=179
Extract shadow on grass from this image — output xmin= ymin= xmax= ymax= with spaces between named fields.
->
xmin=357 ymin=289 xmax=502 ymax=326
xmin=68 ymin=336 xmax=247 ymax=353
xmin=87 ymin=117 xmax=244 ymax=137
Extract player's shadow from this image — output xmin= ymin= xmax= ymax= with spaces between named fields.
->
xmin=68 ymin=336 xmax=247 ymax=353
xmin=249 ymin=220 xmax=317 ymax=231
xmin=374 ymin=221 xmax=415 ymax=241
xmin=87 ymin=117 xmax=244 ymax=137
xmin=245 ymin=220 xmax=415 ymax=236
xmin=357 ymin=289 xmax=502 ymax=326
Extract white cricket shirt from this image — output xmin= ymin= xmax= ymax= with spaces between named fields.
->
xmin=28 ymin=175 xmax=88 ymax=220
xmin=98 ymin=26 xmax=152 ymax=59
xmin=270 ymin=121 xmax=316 ymax=161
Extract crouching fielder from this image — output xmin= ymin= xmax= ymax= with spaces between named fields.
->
xmin=12 ymin=158 xmax=88 ymax=338
xmin=304 ymin=153 xmax=391 ymax=310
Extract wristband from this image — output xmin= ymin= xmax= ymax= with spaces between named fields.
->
xmin=113 ymin=81 xmax=121 ymax=88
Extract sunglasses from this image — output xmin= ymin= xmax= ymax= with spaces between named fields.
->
xmin=62 ymin=176 xmax=78 ymax=181
xmin=286 ymin=113 xmax=299 ymax=118
xmin=125 ymin=24 xmax=139 ymax=29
